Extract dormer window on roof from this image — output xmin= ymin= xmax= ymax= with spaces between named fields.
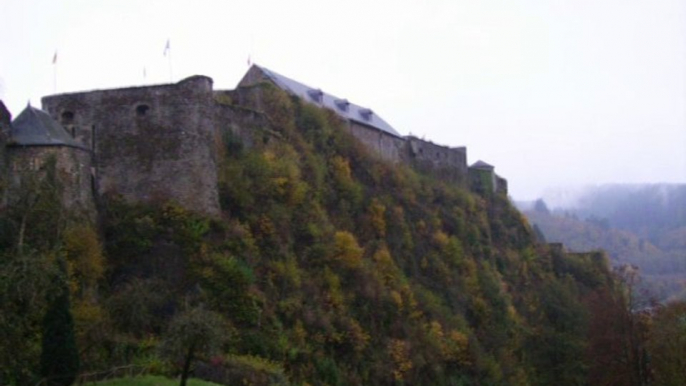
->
xmin=307 ymin=88 xmax=323 ymax=103
xmin=359 ymin=108 xmax=373 ymax=121
xmin=334 ymin=98 xmax=350 ymax=112
xmin=249 ymin=65 xmax=401 ymax=137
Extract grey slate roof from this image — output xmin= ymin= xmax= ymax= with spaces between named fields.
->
xmin=255 ymin=65 xmax=402 ymax=137
xmin=470 ymin=160 xmax=494 ymax=170
xmin=9 ymin=105 xmax=86 ymax=149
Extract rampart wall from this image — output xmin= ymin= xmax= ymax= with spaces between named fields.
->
xmin=42 ymin=76 xmax=221 ymax=216
xmin=348 ymin=121 xmax=406 ymax=163
xmin=405 ymin=136 xmax=467 ymax=184
xmin=26 ymin=71 xmax=504 ymax=217
xmin=0 ymin=101 xmax=10 ymax=200
xmin=7 ymin=146 xmax=94 ymax=215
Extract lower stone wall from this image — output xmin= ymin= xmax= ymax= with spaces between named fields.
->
xmin=348 ymin=121 xmax=405 ymax=163
xmin=0 ymin=101 xmax=11 ymax=202
xmin=7 ymin=146 xmax=95 ymax=217
xmin=214 ymin=94 xmax=277 ymax=151
xmin=43 ymin=76 xmax=221 ymax=217
xmin=405 ymin=137 xmax=468 ymax=185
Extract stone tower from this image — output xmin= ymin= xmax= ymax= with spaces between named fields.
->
xmin=0 ymin=100 xmax=11 ymax=202
xmin=42 ymin=76 xmax=221 ymax=216
xmin=6 ymin=103 xmax=95 ymax=215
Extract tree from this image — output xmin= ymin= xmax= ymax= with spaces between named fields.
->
xmin=585 ymin=265 xmax=650 ymax=386
xmin=40 ymin=258 xmax=79 ymax=386
xmin=648 ymin=300 xmax=686 ymax=386
xmin=533 ymin=199 xmax=550 ymax=214
xmin=160 ymin=306 xmax=229 ymax=386
xmin=0 ymin=250 xmax=56 ymax=385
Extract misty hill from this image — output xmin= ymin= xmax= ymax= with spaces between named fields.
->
xmin=570 ymin=184 xmax=686 ymax=243
xmin=519 ymin=185 xmax=686 ymax=302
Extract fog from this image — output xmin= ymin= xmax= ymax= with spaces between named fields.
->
xmin=1 ymin=0 xmax=684 ymax=200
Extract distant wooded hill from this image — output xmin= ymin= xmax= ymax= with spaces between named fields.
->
xmin=519 ymin=184 xmax=686 ymax=302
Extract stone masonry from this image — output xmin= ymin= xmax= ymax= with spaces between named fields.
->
xmin=4 ymin=65 xmax=507 ymax=218
xmin=42 ymin=76 xmax=221 ymax=216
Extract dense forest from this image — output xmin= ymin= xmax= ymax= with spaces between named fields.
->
xmin=1 ymin=85 xmax=685 ymax=386
xmin=521 ymin=185 xmax=686 ymax=302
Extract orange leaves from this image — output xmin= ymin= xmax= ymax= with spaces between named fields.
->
xmin=388 ymin=339 xmax=413 ymax=381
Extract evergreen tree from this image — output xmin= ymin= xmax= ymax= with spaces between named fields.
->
xmin=40 ymin=258 xmax=79 ymax=386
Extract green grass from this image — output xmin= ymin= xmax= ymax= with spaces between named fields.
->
xmin=92 ymin=375 xmax=224 ymax=386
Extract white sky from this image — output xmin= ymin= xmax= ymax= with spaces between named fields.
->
xmin=1 ymin=0 xmax=685 ymax=200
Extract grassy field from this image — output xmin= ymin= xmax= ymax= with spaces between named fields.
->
xmin=92 ymin=375 xmax=223 ymax=386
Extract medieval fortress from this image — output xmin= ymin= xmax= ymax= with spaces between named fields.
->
xmin=0 ymin=65 xmax=506 ymax=217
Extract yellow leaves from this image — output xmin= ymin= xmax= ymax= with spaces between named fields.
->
xmin=330 ymin=156 xmax=362 ymax=204
xmin=261 ymin=148 xmax=307 ymax=206
xmin=388 ymin=339 xmax=413 ymax=381
xmin=425 ymin=320 xmax=472 ymax=367
xmin=72 ymin=300 xmax=104 ymax=334
xmin=292 ymin=319 xmax=307 ymax=347
xmin=271 ymin=257 xmax=302 ymax=289
xmin=431 ymin=320 xmax=446 ymax=337
xmin=372 ymin=244 xmax=398 ymax=286
xmin=331 ymin=156 xmax=352 ymax=183
xmin=63 ymin=225 xmax=104 ymax=298
xmin=368 ymin=199 xmax=387 ymax=238
xmin=390 ymin=290 xmax=403 ymax=311
xmin=443 ymin=330 xmax=471 ymax=366
xmin=332 ymin=231 xmax=363 ymax=269
xmin=471 ymin=296 xmax=490 ymax=322
xmin=432 ymin=230 xmax=450 ymax=249
xmin=345 ymin=319 xmax=370 ymax=353
xmin=72 ymin=299 xmax=106 ymax=353
xmin=261 ymin=84 xmax=296 ymax=132
xmin=323 ymin=268 xmax=344 ymax=309
xmin=256 ymin=215 xmax=275 ymax=238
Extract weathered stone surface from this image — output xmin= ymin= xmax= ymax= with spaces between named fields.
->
xmin=42 ymin=76 xmax=221 ymax=216
xmin=405 ymin=136 xmax=467 ymax=184
xmin=7 ymin=146 xmax=94 ymax=216
xmin=0 ymin=100 xmax=10 ymax=202
xmin=348 ymin=121 xmax=405 ymax=163
xmin=1 ymin=66 xmax=505 ymax=219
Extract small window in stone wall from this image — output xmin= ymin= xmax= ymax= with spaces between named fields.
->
xmin=136 ymin=104 xmax=150 ymax=116
xmin=29 ymin=157 xmax=40 ymax=171
xmin=61 ymin=111 xmax=74 ymax=125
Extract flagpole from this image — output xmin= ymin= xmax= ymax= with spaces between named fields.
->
xmin=52 ymin=50 xmax=57 ymax=93
xmin=164 ymin=39 xmax=173 ymax=83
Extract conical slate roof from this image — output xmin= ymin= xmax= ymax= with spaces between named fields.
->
xmin=9 ymin=104 xmax=85 ymax=149
xmin=470 ymin=160 xmax=494 ymax=170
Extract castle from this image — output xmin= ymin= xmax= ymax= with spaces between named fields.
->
xmin=0 ymin=65 xmax=507 ymax=217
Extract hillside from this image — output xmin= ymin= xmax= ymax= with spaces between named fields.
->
xmin=0 ymin=87 xmax=641 ymax=386
xmin=521 ymin=188 xmax=686 ymax=302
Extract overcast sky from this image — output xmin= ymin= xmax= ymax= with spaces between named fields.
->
xmin=1 ymin=0 xmax=684 ymax=200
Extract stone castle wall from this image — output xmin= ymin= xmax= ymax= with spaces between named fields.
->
xmin=405 ymin=136 xmax=468 ymax=184
xmin=0 ymin=101 xmax=11 ymax=202
xmin=7 ymin=146 xmax=94 ymax=215
xmin=348 ymin=121 xmax=406 ymax=163
xmin=23 ymin=70 xmax=503 ymax=217
xmin=42 ymin=76 xmax=221 ymax=216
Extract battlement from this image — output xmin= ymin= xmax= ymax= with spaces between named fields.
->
xmin=405 ymin=136 xmax=468 ymax=184
xmin=3 ymin=67 xmax=508 ymax=218
xmin=41 ymin=76 xmax=220 ymax=216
